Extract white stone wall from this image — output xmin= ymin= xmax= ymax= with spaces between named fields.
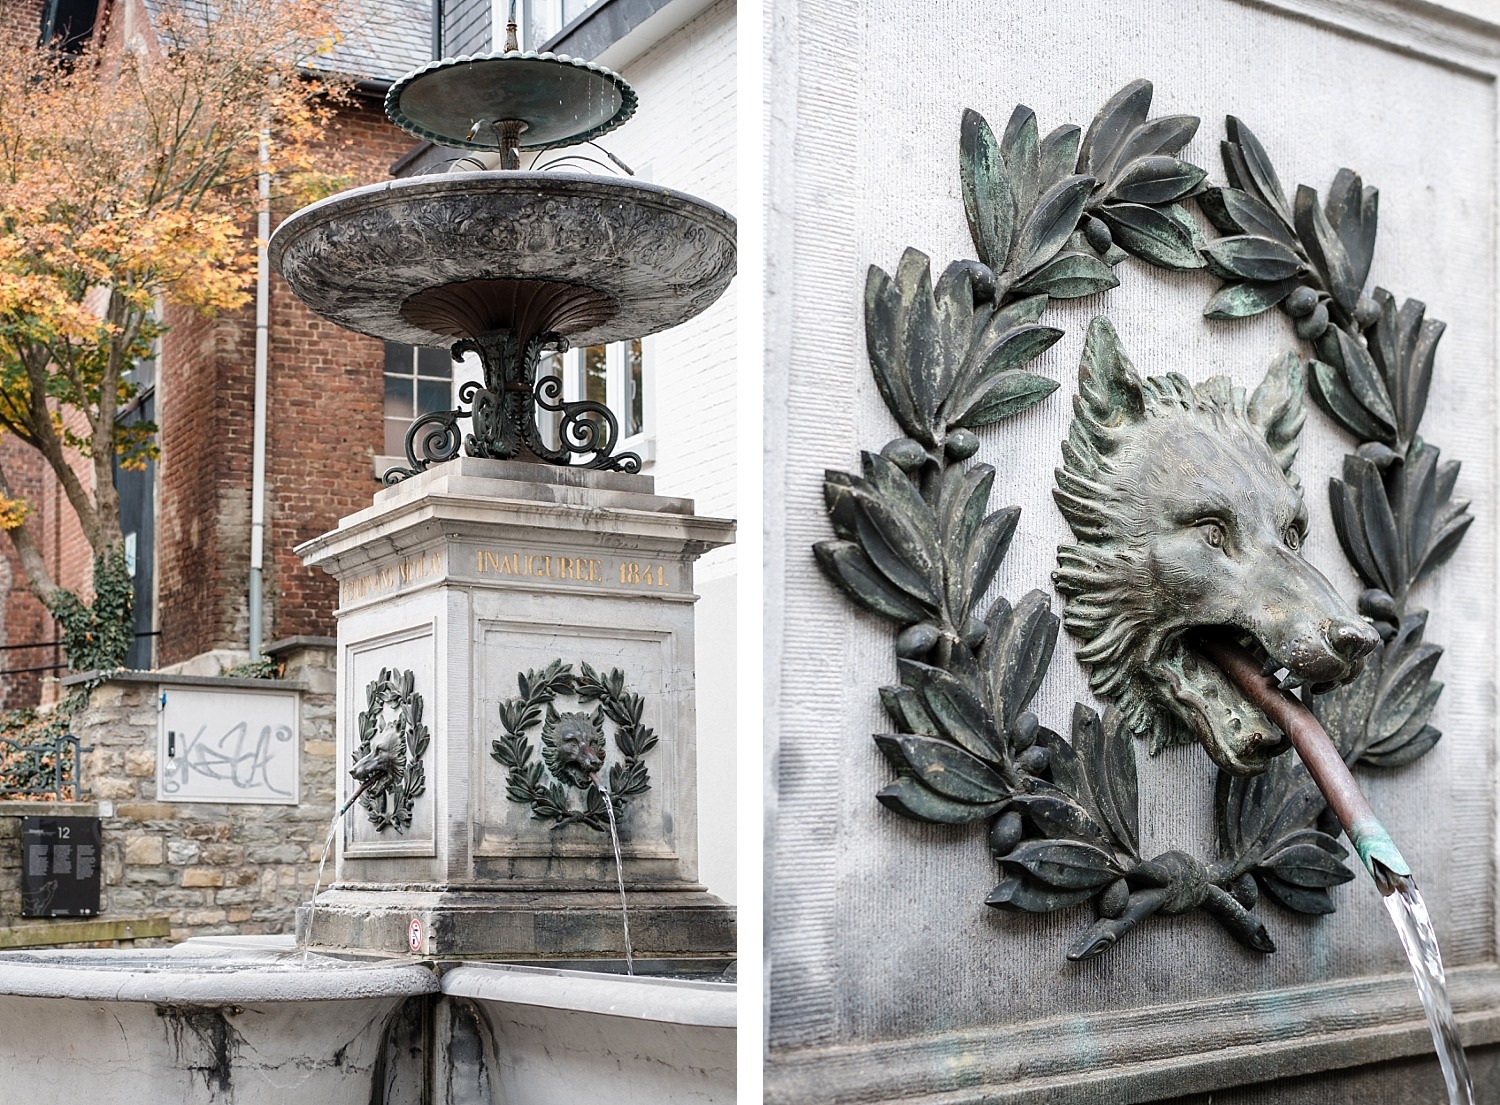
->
xmin=766 ymin=0 xmax=1500 ymax=1096
xmin=610 ymin=0 xmax=739 ymax=904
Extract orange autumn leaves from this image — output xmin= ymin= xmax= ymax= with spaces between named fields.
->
xmin=0 ymin=0 xmax=353 ymax=560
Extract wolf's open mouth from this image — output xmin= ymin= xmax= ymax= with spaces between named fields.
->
xmin=1146 ymin=628 xmax=1358 ymax=777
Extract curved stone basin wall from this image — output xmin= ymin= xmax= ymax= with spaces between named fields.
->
xmin=0 ymin=945 xmax=436 ymax=1103
xmin=0 ymin=941 xmax=735 ymax=1103
xmin=441 ymin=964 xmax=735 ymax=1105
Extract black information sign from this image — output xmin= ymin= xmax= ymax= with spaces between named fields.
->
xmin=21 ymin=816 xmax=101 ymax=918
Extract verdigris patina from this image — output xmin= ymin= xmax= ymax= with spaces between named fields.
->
xmin=351 ymin=667 xmax=430 ymax=834
xmin=489 ymin=660 xmax=656 ymax=832
xmin=814 ymin=79 xmax=1472 ymax=961
xmin=1052 ymin=319 xmax=1378 ymax=776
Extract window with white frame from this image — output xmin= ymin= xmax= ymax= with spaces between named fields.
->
xmin=384 ymin=343 xmax=453 ymax=457
xmin=519 ymin=0 xmax=600 ymax=49
xmin=534 ymin=337 xmax=652 ymax=461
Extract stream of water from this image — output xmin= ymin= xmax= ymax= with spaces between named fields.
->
xmin=301 ymin=778 xmax=374 ymax=963
xmin=1381 ymin=874 xmax=1474 ymax=1105
xmin=596 ymin=779 xmax=635 ymax=975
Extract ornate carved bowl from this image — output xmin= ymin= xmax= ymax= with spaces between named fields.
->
xmin=268 ymin=172 xmax=737 ymax=349
xmin=385 ymin=52 xmax=637 ymax=152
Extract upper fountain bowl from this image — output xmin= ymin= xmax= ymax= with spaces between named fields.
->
xmin=268 ymin=171 xmax=736 ymax=348
xmin=386 ymin=51 xmax=637 ymax=151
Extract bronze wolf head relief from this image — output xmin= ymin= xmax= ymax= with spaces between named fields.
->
xmin=1052 ymin=318 xmax=1380 ymax=777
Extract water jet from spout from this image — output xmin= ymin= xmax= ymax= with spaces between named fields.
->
xmin=1201 ymin=638 xmax=1473 ymax=1104
xmin=593 ymin=773 xmax=634 ymax=975
xmin=301 ymin=776 xmax=376 ymax=963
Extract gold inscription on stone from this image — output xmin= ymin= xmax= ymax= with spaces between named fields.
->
xmin=475 ymin=550 xmax=671 ymax=590
xmin=618 ymin=561 xmax=668 ymax=588
xmin=341 ymin=550 xmax=444 ymax=602
xmin=476 ymin=551 xmax=604 ymax=582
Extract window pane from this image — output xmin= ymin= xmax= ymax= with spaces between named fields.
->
xmin=525 ymin=0 xmax=554 ymax=49
xmin=384 ymin=374 xmax=413 ymax=420
xmin=417 ymin=378 xmax=450 ymax=416
xmin=416 ymin=346 xmax=451 ymax=379
xmin=529 ymin=351 xmax=560 ymax=448
xmin=584 ymin=345 xmax=607 ymax=405
xmin=384 ymin=341 xmax=412 ymax=374
xmin=627 ymin=339 xmax=644 ymax=437
xmin=384 ymin=419 xmax=408 ymax=457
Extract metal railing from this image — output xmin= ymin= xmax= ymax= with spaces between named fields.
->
xmin=0 ymin=730 xmax=90 ymax=801
xmin=0 ymin=631 xmax=161 ymax=677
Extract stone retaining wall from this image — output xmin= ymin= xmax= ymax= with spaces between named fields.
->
xmin=0 ymin=640 xmax=336 ymax=946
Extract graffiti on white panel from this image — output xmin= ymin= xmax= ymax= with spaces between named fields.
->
xmin=158 ymin=688 xmax=299 ymax=804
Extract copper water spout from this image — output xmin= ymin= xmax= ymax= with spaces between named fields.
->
xmin=1199 ymin=637 xmax=1411 ymax=896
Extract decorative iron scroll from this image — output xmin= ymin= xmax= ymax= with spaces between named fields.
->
xmin=815 ymin=79 xmax=1471 ymax=960
xmin=351 ymin=667 xmax=431 ymax=834
xmin=490 ymin=660 xmax=655 ymax=831
xmin=382 ymin=330 xmax=642 ymax=484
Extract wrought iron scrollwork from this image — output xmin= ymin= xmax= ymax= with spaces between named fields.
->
xmin=382 ymin=327 xmax=641 ymax=484
xmin=531 ymin=376 xmax=642 ymax=472
xmin=382 ymin=380 xmax=482 ymax=485
xmin=815 ymin=79 xmax=1471 ymax=962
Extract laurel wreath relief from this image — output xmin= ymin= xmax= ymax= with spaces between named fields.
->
xmin=354 ymin=667 xmax=431 ymax=834
xmin=490 ymin=660 xmax=656 ymax=832
xmin=815 ymin=79 xmax=1472 ymax=960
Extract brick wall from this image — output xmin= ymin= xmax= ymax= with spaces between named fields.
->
xmin=0 ymin=0 xmax=44 ymax=49
xmin=263 ymin=100 xmax=415 ymax=645
xmin=0 ymin=642 xmax=338 ymax=945
xmin=155 ymin=303 xmax=255 ymax=665
xmin=156 ymin=97 xmax=415 ymax=665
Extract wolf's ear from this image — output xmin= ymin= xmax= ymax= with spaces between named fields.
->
xmin=1248 ymin=351 xmax=1305 ymax=476
xmin=1077 ymin=316 xmax=1145 ymax=427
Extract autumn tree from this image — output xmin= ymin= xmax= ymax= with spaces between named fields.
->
xmin=0 ymin=0 xmax=351 ymax=670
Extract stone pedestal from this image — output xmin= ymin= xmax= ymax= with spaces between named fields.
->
xmin=296 ymin=459 xmax=735 ymax=960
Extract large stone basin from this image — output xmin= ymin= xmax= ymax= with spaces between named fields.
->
xmin=268 ymin=171 xmax=737 ymax=348
xmin=440 ymin=962 xmax=736 ymax=1104
xmin=0 ymin=938 xmax=735 ymax=1103
xmin=0 ymin=940 xmax=437 ymax=1104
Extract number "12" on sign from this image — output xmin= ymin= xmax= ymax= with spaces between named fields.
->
xmin=619 ymin=562 xmax=668 ymax=587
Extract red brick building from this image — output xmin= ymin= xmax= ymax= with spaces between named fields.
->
xmin=0 ymin=0 xmax=432 ymax=703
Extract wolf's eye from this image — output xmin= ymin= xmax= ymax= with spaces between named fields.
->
xmin=1285 ymin=526 xmax=1303 ymax=551
xmin=1200 ymin=521 xmax=1226 ymax=549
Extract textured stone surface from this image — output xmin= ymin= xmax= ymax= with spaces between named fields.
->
xmin=0 ymin=644 xmax=339 ymax=947
xmin=1152 ymin=1043 xmax=1500 ymax=1104
xmin=298 ymin=468 xmax=736 ymax=958
xmin=270 ymin=172 xmax=737 ymax=349
xmin=764 ymin=0 xmax=1500 ymax=1098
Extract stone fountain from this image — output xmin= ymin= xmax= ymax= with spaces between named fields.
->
xmin=0 ymin=18 xmax=734 ymax=1104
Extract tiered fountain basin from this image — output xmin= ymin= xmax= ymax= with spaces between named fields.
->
xmin=268 ymin=171 xmax=737 ymax=348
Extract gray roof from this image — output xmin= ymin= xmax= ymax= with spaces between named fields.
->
xmin=138 ymin=0 xmax=433 ymax=85
xmin=318 ymin=0 xmax=433 ymax=84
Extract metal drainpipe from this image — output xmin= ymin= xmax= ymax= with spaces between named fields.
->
xmin=249 ymin=137 xmax=270 ymax=660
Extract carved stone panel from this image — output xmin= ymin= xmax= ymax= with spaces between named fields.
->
xmin=343 ymin=625 xmax=438 ymax=859
xmin=766 ymin=0 xmax=1499 ymax=1098
xmin=471 ymin=614 xmax=685 ymax=882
